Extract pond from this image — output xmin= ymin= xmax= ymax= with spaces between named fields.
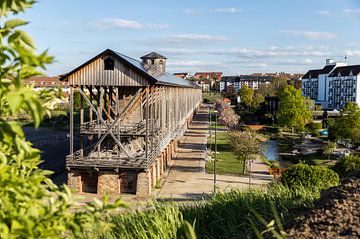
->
xmin=261 ymin=139 xmax=290 ymax=168
xmin=261 ymin=139 xmax=279 ymax=161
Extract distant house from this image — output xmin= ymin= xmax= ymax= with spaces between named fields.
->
xmin=193 ymin=72 xmax=223 ymax=92
xmin=220 ymin=75 xmax=272 ymax=92
xmin=220 ymin=98 xmax=232 ymax=106
xmin=174 ymin=72 xmax=190 ymax=79
xmin=24 ymin=76 xmax=69 ymax=93
xmin=194 ymin=72 xmax=222 ymax=81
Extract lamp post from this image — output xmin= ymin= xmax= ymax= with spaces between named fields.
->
xmin=213 ymin=109 xmax=218 ymax=196
xmin=209 ymin=106 xmax=212 ymax=152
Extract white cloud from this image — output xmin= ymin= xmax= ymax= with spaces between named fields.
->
xmin=345 ymin=50 xmax=360 ymax=56
xmin=343 ymin=9 xmax=360 ymax=17
xmin=184 ymin=8 xmax=198 ymax=15
xmin=210 ymin=8 xmax=242 ymax=13
xmin=211 ymin=46 xmax=330 ymax=58
xmin=167 ymin=33 xmax=229 ymax=42
xmin=167 ymin=60 xmax=223 ymax=67
xmin=316 ymin=10 xmax=332 ymax=16
xmin=279 ymin=30 xmax=335 ymax=40
xmin=159 ymin=48 xmax=200 ymax=55
xmin=92 ymin=18 xmax=169 ymax=30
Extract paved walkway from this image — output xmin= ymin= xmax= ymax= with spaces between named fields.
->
xmin=156 ymin=106 xmax=273 ymax=201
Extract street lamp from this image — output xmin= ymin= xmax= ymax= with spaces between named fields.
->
xmin=213 ymin=109 xmax=218 ymax=196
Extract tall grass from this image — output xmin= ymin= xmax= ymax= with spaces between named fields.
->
xmin=97 ymin=203 xmax=187 ymax=239
xmin=94 ymin=183 xmax=320 ymax=239
xmin=181 ymin=183 xmax=320 ymax=239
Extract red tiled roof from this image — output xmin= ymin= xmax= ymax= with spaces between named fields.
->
xmin=194 ymin=72 xmax=222 ymax=80
xmin=24 ymin=76 xmax=68 ymax=87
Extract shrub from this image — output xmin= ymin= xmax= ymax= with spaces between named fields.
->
xmin=305 ymin=122 xmax=322 ymax=136
xmin=281 ymin=164 xmax=339 ymax=190
xmin=332 ymin=155 xmax=360 ymax=178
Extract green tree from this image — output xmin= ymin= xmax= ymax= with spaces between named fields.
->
xmin=251 ymin=90 xmax=265 ymax=109
xmin=323 ymin=141 xmax=336 ymax=161
xmin=239 ymin=85 xmax=254 ymax=108
xmin=227 ymin=131 xmax=261 ymax=174
xmin=328 ymin=102 xmax=360 ymax=143
xmin=0 ymin=1 xmax=124 ymax=238
xmin=277 ymin=85 xmax=311 ymax=132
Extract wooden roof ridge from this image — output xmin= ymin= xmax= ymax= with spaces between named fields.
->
xmin=140 ymin=52 xmax=167 ymax=59
xmin=59 ymin=49 xmax=157 ymax=84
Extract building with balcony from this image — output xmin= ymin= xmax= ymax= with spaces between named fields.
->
xmin=302 ymin=59 xmax=360 ymax=109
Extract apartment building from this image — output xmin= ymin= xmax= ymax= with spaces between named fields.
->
xmin=302 ymin=59 xmax=360 ymax=109
xmin=220 ymin=75 xmax=272 ymax=92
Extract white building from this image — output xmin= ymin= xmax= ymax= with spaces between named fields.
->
xmin=220 ymin=75 xmax=271 ymax=92
xmin=302 ymin=59 xmax=360 ymax=109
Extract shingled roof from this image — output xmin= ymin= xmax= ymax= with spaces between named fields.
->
xmin=60 ymin=49 xmax=197 ymax=88
xmin=302 ymin=65 xmax=336 ymax=79
xmin=328 ymin=65 xmax=360 ymax=77
xmin=140 ymin=52 xmax=167 ymax=59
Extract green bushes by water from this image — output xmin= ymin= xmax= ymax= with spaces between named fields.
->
xmin=333 ymin=155 xmax=360 ymax=178
xmin=281 ymin=164 xmax=339 ymax=190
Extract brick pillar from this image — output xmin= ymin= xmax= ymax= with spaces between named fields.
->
xmin=157 ymin=156 xmax=161 ymax=178
xmin=152 ymin=164 xmax=157 ymax=187
xmin=160 ymin=153 xmax=164 ymax=175
xmin=136 ymin=171 xmax=151 ymax=196
xmin=97 ymin=171 xmax=120 ymax=194
xmin=67 ymin=170 xmax=82 ymax=193
xmin=163 ymin=151 xmax=167 ymax=170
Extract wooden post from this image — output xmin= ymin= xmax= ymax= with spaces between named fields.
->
xmin=70 ymin=87 xmax=74 ymax=156
xmin=145 ymin=86 xmax=149 ymax=162
xmin=89 ymin=86 xmax=93 ymax=122
xmin=117 ymin=87 xmax=121 ymax=158
xmin=80 ymin=86 xmax=84 ymax=157
xmin=97 ymin=86 xmax=102 ymax=159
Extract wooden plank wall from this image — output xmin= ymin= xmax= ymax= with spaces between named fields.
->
xmin=68 ymin=56 xmax=149 ymax=87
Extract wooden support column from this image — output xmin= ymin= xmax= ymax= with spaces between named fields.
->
xmin=145 ymin=86 xmax=149 ymax=162
xmin=70 ymin=87 xmax=74 ymax=155
xmin=80 ymin=86 xmax=84 ymax=157
xmin=97 ymin=86 xmax=102 ymax=158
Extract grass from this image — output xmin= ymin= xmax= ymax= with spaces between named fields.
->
xmin=181 ymin=183 xmax=320 ymax=239
xmin=96 ymin=183 xmax=321 ymax=239
xmin=205 ymin=131 xmax=244 ymax=176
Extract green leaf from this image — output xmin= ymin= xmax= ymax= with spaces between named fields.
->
xmin=5 ymin=19 xmax=28 ymax=29
xmin=18 ymin=30 xmax=35 ymax=49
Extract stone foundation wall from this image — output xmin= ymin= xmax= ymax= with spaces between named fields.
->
xmin=67 ymin=138 xmax=179 ymax=196
xmin=97 ymin=171 xmax=120 ymax=194
xmin=67 ymin=170 xmax=82 ymax=193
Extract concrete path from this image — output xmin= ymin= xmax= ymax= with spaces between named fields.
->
xmin=156 ymin=106 xmax=273 ymax=201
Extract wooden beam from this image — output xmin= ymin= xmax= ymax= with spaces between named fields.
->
xmin=70 ymin=87 xmax=74 ymax=155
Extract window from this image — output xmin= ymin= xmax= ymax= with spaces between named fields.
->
xmin=159 ymin=59 xmax=163 ymax=65
xmin=151 ymin=59 xmax=155 ymax=64
xmin=104 ymin=57 xmax=114 ymax=70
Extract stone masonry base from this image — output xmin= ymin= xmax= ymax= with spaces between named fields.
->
xmin=67 ymin=139 xmax=178 ymax=196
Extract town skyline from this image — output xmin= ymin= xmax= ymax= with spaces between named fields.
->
xmin=22 ymin=0 xmax=360 ymax=76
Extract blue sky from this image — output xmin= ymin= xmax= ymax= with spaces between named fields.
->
xmin=20 ymin=0 xmax=360 ymax=75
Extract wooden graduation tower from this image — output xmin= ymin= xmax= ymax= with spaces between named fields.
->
xmin=60 ymin=49 xmax=201 ymax=196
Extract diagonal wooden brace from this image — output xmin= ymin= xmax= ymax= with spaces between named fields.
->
xmin=88 ymin=88 xmax=143 ymax=157
xmin=78 ymin=87 xmax=133 ymax=158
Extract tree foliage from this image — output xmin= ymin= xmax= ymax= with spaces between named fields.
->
xmin=239 ymin=85 xmax=253 ymax=108
xmin=277 ymin=85 xmax=311 ymax=131
xmin=328 ymin=102 xmax=360 ymax=143
xmin=0 ymin=1 xmax=125 ymax=238
xmin=323 ymin=141 xmax=336 ymax=161
xmin=227 ymin=131 xmax=260 ymax=174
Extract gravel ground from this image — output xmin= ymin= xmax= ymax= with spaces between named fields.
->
xmin=285 ymin=175 xmax=360 ymax=239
